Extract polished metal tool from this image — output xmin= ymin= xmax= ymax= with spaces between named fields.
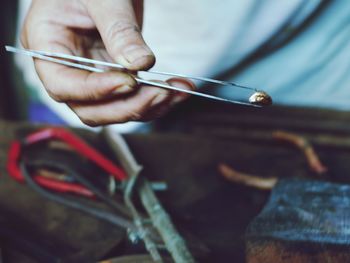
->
xmin=5 ymin=46 xmax=272 ymax=107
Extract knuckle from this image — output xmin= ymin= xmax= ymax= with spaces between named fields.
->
xmin=106 ymin=20 xmax=140 ymax=43
xmin=82 ymin=87 xmax=105 ymax=101
xmin=125 ymin=110 xmax=142 ymax=122
xmin=78 ymin=115 xmax=99 ymax=127
xmin=93 ymin=88 xmax=109 ymax=99
xmin=124 ymin=104 xmax=148 ymax=122
xmin=110 ymin=112 xmax=140 ymax=124
xmin=110 ymin=107 xmax=144 ymax=124
xmin=46 ymin=87 xmax=66 ymax=102
xmin=77 ymin=110 xmax=139 ymax=126
xmin=83 ymin=74 xmax=114 ymax=100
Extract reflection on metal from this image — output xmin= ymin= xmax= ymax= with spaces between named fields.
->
xmin=6 ymin=46 xmax=272 ymax=108
xmin=249 ymin=91 xmax=273 ymax=106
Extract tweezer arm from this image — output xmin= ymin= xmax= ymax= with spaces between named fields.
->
xmin=5 ymin=46 xmax=270 ymax=107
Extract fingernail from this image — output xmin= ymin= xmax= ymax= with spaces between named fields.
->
xmin=167 ymin=80 xmax=194 ymax=105
xmin=171 ymin=95 xmax=185 ymax=105
xmin=167 ymin=79 xmax=196 ymax=90
xmin=122 ymin=45 xmax=153 ymax=64
xmin=111 ymin=85 xmax=133 ymax=95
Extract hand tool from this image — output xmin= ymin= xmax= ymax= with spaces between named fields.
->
xmin=5 ymin=46 xmax=272 ymax=107
xmin=7 ymin=127 xmax=134 ymax=227
xmin=103 ymin=127 xmax=196 ymax=263
xmin=7 ymin=127 xmax=126 ymax=198
xmin=12 ymin=130 xmax=137 ymax=232
xmin=19 ymin=161 xmax=136 ymax=230
xmin=9 ymin=127 xmax=195 ymax=262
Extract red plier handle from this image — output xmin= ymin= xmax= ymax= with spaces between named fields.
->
xmin=7 ymin=127 xmax=127 ymax=197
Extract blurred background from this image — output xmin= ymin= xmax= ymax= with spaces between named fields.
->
xmin=1 ymin=0 xmax=350 ymax=126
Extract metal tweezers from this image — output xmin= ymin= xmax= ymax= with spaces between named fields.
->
xmin=5 ymin=46 xmax=272 ymax=107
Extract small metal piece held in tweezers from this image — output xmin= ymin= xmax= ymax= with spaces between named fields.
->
xmin=5 ymin=46 xmax=272 ymax=107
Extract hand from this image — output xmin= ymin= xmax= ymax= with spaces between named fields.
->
xmin=21 ymin=0 xmax=194 ymax=126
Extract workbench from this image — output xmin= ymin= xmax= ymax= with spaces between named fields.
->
xmin=1 ymin=102 xmax=350 ymax=262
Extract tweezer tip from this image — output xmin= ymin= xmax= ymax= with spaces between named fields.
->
xmin=5 ymin=46 xmax=18 ymax=53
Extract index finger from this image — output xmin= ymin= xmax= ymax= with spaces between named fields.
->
xmin=23 ymin=22 xmax=137 ymax=102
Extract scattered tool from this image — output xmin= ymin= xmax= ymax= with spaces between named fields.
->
xmin=8 ymin=127 xmax=134 ymax=229
xmin=7 ymin=127 xmax=196 ymax=263
xmin=7 ymin=127 xmax=126 ymax=198
xmin=103 ymin=127 xmax=196 ymax=263
xmin=5 ymin=46 xmax=272 ymax=107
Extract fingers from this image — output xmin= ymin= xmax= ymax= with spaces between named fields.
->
xmin=35 ymin=59 xmax=137 ymax=102
xmin=84 ymin=0 xmax=155 ymax=70
xmin=167 ymin=78 xmax=196 ymax=104
xmin=33 ymin=42 xmax=138 ymax=102
xmin=140 ymin=78 xmax=196 ymax=121
xmin=21 ymin=1 xmax=138 ymax=103
xmin=68 ymin=84 xmax=172 ymax=126
xmin=68 ymin=78 xmax=196 ymax=126
xmin=20 ymin=0 xmax=192 ymax=126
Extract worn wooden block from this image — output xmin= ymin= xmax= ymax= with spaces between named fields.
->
xmin=246 ymin=178 xmax=350 ymax=263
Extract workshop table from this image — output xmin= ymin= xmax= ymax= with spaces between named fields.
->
xmin=1 ymin=103 xmax=350 ymax=262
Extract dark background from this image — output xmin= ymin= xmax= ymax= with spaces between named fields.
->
xmin=0 ymin=0 xmax=28 ymax=120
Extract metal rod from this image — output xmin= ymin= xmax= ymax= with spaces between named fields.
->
xmin=124 ymin=174 xmax=163 ymax=263
xmin=103 ymin=127 xmax=196 ymax=263
xmin=5 ymin=46 xmax=262 ymax=107
xmin=139 ymin=177 xmax=196 ymax=263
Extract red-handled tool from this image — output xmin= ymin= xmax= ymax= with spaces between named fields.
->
xmin=7 ymin=127 xmax=127 ymax=198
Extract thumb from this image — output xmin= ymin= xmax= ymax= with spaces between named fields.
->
xmin=85 ymin=0 xmax=155 ymax=70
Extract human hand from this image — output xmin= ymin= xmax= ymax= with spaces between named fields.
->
xmin=21 ymin=0 xmax=194 ymax=126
